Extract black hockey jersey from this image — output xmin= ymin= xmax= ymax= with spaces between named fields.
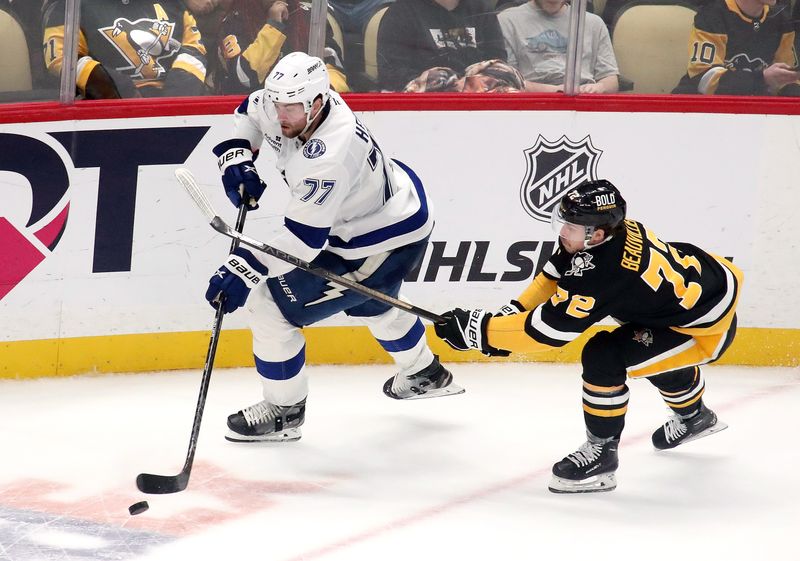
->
xmin=673 ymin=0 xmax=798 ymax=95
xmin=486 ymin=219 xmax=742 ymax=353
xmin=215 ymin=1 xmax=347 ymax=94
xmin=43 ymin=0 xmax=207 ymax=97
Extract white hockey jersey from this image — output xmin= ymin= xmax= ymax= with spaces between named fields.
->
xmin=232 ymin=91 xmax=434 ymax=277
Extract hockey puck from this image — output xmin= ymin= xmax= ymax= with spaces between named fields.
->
xmin=128 ymin=501 xmax=149 ymax=516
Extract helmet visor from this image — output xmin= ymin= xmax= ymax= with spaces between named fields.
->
xmin=264 ymin=100 xmax=307 ymax=122
xmin=550 ymin=205 xmax=591 ymax=245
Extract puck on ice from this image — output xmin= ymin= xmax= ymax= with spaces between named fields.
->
xmin=128 ymin=501 xmax=149 ymax=516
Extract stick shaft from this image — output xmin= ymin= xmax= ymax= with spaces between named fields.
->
xmin=175 ymin=166 xmax=444 ymax=324
xmin=181 ymin=204 xmax=248 ymax=473
xmin=210 ymin=217 xmax=446 ymax=324
xmin=136 ymin=188 xmax=248 ymax=494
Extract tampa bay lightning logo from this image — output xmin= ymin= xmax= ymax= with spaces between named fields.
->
xmin=303 ymin=139 xmax=326 ymax=159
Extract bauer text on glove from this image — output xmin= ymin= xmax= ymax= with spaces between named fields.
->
xmin=433 ymin=308 xmax=511 ymax=357
xmin=212 ymin=138 xmax=266 ymax=209
xmin=206 ymin=248 xmax=268 ymax=313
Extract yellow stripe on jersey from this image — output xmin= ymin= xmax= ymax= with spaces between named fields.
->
xmin=172 ymin=53 xmax=206 ymax=81
xmin=181 ymin=10 xmax=206 ymax=55
xmin=154 ymin=3 xmax=168 ymax=21
xmin=76 ymin=56 xmax=99 ymax=94
xmin=626 ymin=329 xmax=728 ymax=378
xmin=672 ymin=255 xmax=742 ymax=337
xmin=516 ymin=272 xmax=557 ymax=311
xmin=243 ymin=24 xmax=286 ymax=83
xmin=725 ymin=0 xmax=766 ymax=24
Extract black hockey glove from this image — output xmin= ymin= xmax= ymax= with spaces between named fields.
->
xmin=213 ymin=139 xmax=266 ymax=209
xmin=206 ymin=248 xmax=268 ymax=313
xmin=495 ymin=300 xmax=525 ymax=316
xmin=434 ymin=308 xmax=511 ymax=357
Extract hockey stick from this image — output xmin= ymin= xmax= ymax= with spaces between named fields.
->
xmin=135 ymin=172 xmax=249 ymax=495
xmin=174 ymin=168 xmax=447 ymax=325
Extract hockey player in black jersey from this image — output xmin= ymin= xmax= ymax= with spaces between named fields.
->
xmin=435 ymin=180 xmax=743 ymax=493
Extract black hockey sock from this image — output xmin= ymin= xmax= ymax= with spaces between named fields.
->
xmin=582 ymin=384 xmax=629 ymax=439
xmin=650 ymin=366 xmax=704 ymax=417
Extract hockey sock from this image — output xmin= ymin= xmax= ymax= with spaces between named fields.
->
xmin=582 ymin=383 xmax=629 ymax=439
xmin=651 ymin=366 xmax=705 ymax=417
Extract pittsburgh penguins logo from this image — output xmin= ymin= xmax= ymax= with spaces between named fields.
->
xmin=565 ymin=251 xmax=595 ymax=277
xmin=726 ymin=53 xmax=768 ymax=73
xmin=100 ymin=8 xmax=181 ymax=80
xmin=633 ymin=328 xmax=654 ymax=347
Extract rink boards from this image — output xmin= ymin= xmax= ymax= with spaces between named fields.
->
xmin=1 ymin=101 xmax=799 ymax=377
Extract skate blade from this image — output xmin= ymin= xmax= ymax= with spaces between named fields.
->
xmin=676 ymin=420 xmax=729 ymax=447
xmin=387 ymin=383 xmax=466 ymax=401
xmin=548 ymin=472 xmax=617 ymax=494
xmin=225 ymin=427 xmax=302 ymax=443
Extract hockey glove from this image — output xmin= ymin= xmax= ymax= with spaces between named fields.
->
xmin=495 ymin=300 xmax=525 ymax=317
xmin=206 ymin=248 xmax=268 ymax=313
xmin=434 ymin=308 xmax=511 ymax=357
xmin=212 ymin=138 xmax=266 ymax=209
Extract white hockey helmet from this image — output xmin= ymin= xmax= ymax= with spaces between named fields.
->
xmin=263 ymin=52 xmax=330 ymax=126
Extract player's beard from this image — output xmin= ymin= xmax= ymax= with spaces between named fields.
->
xmin=280 ymin=121 xmax=304 ymax=139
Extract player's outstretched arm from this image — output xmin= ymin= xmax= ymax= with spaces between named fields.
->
xmin=434 ymin=309 xmax=511 ymax=357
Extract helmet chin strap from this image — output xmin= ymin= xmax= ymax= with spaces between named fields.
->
xmin=299 ymin=100 xmax=324 ymax=138
xmin=582 ymin=226 xmax=614 ymax=250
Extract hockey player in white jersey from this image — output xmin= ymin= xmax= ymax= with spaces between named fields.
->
xmin=207 ymin=51 xmax=463 ymax=442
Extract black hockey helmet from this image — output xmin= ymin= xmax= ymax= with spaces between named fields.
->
xmin=555 ymin=179 xmax=626 ymax=231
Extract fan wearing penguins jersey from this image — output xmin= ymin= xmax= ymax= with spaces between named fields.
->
xmin=672 ymin=0 xmax=800 ymax=95
xmin=208 ymin=51 xmax=464 ymax=444
xmin=42 ymin=0 xmax=208 ymax=98
xmin=435 ymin=180 xmax=743 ymax=494
xmin=213 ymin=0 xmax=349 ymax=94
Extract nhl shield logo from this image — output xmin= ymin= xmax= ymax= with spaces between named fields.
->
xmin=519 ymin=135 xmax=602 ymax=222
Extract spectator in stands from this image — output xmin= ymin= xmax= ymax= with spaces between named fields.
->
xmin=672 ymin=0 xmax=800 ymax=95
xmin=498 ymin=0 xmax=619 ymax=92
xmin=376 ymin=0 xmax=507 ymax=92
xmin=212 ymin=0 xmax=349 ymax=94
xmin=42 ymin=0 xmax=208 ymax=98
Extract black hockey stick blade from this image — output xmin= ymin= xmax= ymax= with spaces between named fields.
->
xmin=136 ymin=471 xmax=189 ymax=494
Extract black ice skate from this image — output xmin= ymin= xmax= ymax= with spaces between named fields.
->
xmin=383 ymin=355 xmax=465 ymax=400
xmin=549 ymin=434 xmax=619 ymax=494
xmin=652 ymin=403 xmax=727 ymax=450
xmin=226 ymin=398 xmax=306 ymax=442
